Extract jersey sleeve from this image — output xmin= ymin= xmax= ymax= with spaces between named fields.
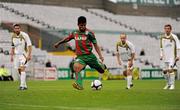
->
xmin=128 ymin=41 xmax=135 ymax=53
xmin=173 ymin=35 xmax=180 ymax=50
xmin=11 ymin=39 xmax=15 ymax=47
xmin=88 ymin=32 xmax=97 ymax=44
xmin=116 ymin=42 xmax=120 ymax=52
xmin=65 ymin=32 xmax=75 ymax=41
xmin=24 ymin=33 xmax=32 ymax=46
xmin=160 ymin=37 xmax=163 ymax=56
xmin=11 ymin=33 xmax=15 ymax=48
xmin=11 ymin=42 xmax=14 ymax=47
xmin=160 ymin=35 xmax=163 ymax=49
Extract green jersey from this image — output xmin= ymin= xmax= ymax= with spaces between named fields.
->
xmin=65 ymin=29 xmax=97 ymax=56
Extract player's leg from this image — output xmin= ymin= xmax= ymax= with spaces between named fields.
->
xmin=18 ymin=55 xmax=28 ymax=90
xmin=100 ymin=64 xmax=108 ymax=80
xmin=14 ymin=55 xmax=21 ymax=75
xmin=169 ymin=70 xmax=175 ymax=90
xmin=19 ymin=66 xmax=27 ymax=90
xmin=168 ymin=62 xmax=176 ymax=90
xmin=14 ymin=56 xmax=23 ymax=89
xmin=86 ymin=54 xmax=108 ymax=80
xmin=72 ymin=58 xmax=86 ymax=90
xmin=126 ymin=61 xmax=133 ymax=89
xmin=91 ymin=63 xmax=108 ymax=80
xmin=163 ymin=62 xmax=170 ymax=89
xmin=163 ymin=70 xmax=170 ymax=89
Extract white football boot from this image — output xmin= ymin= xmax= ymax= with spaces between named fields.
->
xmin=169 ymin=85 xmax=175 ymax=90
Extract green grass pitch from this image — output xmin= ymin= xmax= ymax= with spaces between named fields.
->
xmin=0 ymin=80 xmax=180 ymax=110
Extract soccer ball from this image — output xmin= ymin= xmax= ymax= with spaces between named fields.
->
xmin=91 ymin=80 xmax=102 ymax=90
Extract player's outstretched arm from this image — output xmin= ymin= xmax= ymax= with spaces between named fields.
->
xmin=93 ymin=43 xmax=104 ymax=62
xmin=129 ymin=53 xmax=135 ymax=67
xmin=160 ymin=48 xmax=164 ymax=60
xmin=130 ymin=53 xmax=135 ymax=61
xmin=53 ymin=37 xmax=72 ymax=48
xmin=175 ymin=49 xmax=180 ymax=61
xmin=174 ymin=35 xmax=180 ymax=61
xmin=160 ymin=37 xmax=164 ymax=60
xmin=116 ymin=52 xmax=121 ymax=66
xmin=10 ymin=48 xmax=15 ymax=62
xmin=27 ymin=46 xmax=32 ymax=61
xmin=116 ymin=44 xmax=121 ymax=66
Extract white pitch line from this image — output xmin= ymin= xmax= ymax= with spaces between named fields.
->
xmin=0 ymin=103 xmax=112 ymax=110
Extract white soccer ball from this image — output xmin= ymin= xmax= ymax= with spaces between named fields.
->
xmin=91 ymin=80 xmax=102 ymax=90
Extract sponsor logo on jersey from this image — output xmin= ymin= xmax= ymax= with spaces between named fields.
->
xmin=75 ymin=36 xmax=87 ymax=40
xmin=165 ymin=44 xmax=172 ymax=48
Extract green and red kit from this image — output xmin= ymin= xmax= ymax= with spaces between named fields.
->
xmin=65 ymin=29 xmax=97 ymax=55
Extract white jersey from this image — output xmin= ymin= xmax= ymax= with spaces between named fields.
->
xmin=116 ymin=40 xmax=135 ymax=61
xmin=11 ymin=31 xmax=32 ymax=56
xmin=160 ymin=33 xmax=180 ymax=62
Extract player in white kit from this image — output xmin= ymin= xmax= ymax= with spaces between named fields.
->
xmin=116 ymin=33 xmax=135 ymax=89
xmin=11 ymin=24 xmax=32 ymax=90
xmin=160 ymin=24 xmax=180 ymax=90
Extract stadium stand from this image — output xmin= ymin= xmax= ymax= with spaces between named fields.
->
xmin=0 ymin=2 xmax=179 ymax=72
xmin=88 ymin=9 xmax=180 ymax=33
xmin=1 ymin=2 xmax=132 ymax=32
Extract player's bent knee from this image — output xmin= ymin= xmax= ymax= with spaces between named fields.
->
xmin=74 ymin=68 xmax=81 ymax=73
xmin=97 ymin=68 xmax=104 ymax=74
xmin=73 ymin=63 xmax=84 ymax=73
xmin=18 ymin=68 xmax=21 ymax=74
xmin=101 ymin=69 xmax=105 ymax=73
xmin=73 ymin=66 xmax=80 ymax=73
xmin=127 ymin=69 xmax=132 ymax=75
xmin=19 ymin=66 xmax=26 ymax=72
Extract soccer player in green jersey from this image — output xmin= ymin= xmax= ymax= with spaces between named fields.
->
xmin=54 ymin=16 xmax=107 ymax=90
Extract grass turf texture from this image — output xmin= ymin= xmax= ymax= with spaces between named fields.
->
xmin=0 ymin=80 xmax=180 ymax=110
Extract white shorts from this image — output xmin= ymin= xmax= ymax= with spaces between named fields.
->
xmin=122 ymin=61 xmax=134 ymax=71
xmin=163 ymin=61 xmax=177 ymax=70
xmin=14 ymin=55 xmax=28 ymax=69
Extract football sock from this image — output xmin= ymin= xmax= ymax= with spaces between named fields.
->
xmin=127 ymin=75 xmax=132 ymax=88
xmin=75 ymin=72 xmax=83 ymax=87
xmin=169 ymin=72 xmax=175 ymax=85
xmin=99 ymin=74 xmax=102 ymax=80
xmin=99 ymin=63 xmax=107 ymax=71
xmin=20 ymin=71 xmax=27 ymax=88
xmin=164 ymin=73 xmax=170 ymax=85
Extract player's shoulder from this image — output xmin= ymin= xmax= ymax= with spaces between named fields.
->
xmin=71 ymin=30 xmax=78 ymax=34
xmin=11 ymin=32 xmax=16 ymax=37
xmin=159 ymin=33 xmax=164 ymax=37
xmin=171 ymin=33 xmax=178 ymax=38
xmin=126 ymin=40 xmax=134 ymax=46
xmin=86 ymin=28 xmax=95 ymax=35
xmin=20 ymin=31 xmax=29 ymax=37
xmin=116 ymin=41 xmax=121 ymax=46
xmin=86 ymin=29 xmax=94 ymax=33
xmin=160 ymin=33 xmax=166 ymax=39
xmin=69 ymin=30 xmax=78 ymax=38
